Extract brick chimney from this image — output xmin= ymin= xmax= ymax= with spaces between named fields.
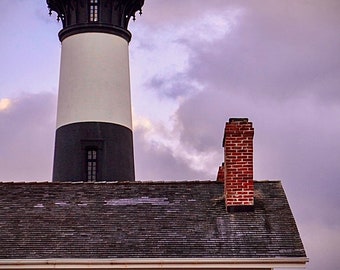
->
xmin=221 ymin=118 xmax=254 ymax=212
xmin=216 ymin=163 xmax=225 ymax=183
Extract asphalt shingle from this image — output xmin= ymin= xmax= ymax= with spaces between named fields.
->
xmin=0 ymin=181 xmax=306 ymax=259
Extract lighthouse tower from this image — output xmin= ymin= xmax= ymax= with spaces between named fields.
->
xmin=47 ymin=0 xmax=144 ymax=182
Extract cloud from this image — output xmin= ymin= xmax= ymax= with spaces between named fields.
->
xmin=140 ymin=0 xmax=240 ymax=26
xmin=134 ymin=124 xmax=213 ymax=181
xmin=181 ymin=0 xmax=340 ymax=103
xmin=0 ymin=92 xmax=56 ymax=181
xmin=0 ymin=98 xmax=11 ymax=111
xmin=133 ymin=115 xmax=217 ymax=180
xmin=130 ymin=0 xmax=340 ymax=182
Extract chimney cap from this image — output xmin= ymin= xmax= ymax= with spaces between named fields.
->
xmin=222 ymin=118 xmax=252 ymax=147
xmin=229 ymin=118 xmax=249 ymax=123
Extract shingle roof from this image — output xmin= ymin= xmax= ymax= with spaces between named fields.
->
xmin=0 ymin=181 xmax=306 ymax=259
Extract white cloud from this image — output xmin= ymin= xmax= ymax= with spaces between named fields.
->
xmin=0 ymin=98 xmax=11 ymax=111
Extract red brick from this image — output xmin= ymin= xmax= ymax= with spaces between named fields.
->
xmin=222 ymin=118 xmax=254 ymax=210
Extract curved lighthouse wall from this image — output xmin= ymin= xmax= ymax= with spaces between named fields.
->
xmin=53 ymin=32 xmax=135 ymax=182
xmin=57 ymin=33 xmax=132 ymax=129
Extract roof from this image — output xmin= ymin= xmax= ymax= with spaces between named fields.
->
xmin=0 ymin=181 xmax=306 ymax=259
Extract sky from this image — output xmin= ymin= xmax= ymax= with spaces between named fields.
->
xmin=0 ymin=0 xmax=339 ymax=269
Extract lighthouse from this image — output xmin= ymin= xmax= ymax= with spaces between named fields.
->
xmin=47 ymin=0 xmax=144 ymax=182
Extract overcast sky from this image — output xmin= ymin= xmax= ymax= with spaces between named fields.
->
xmin=0 ymin=1 xmax=339 ymax=269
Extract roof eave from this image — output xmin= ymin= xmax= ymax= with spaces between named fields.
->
xmin=0 ymin=257 xmax=309 ymax=269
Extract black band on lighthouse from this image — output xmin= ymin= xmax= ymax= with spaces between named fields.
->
xmin=59 ymin=24 xmax=132 ymax=42
xmin=53 ymin=122 xmax=135 ymax=182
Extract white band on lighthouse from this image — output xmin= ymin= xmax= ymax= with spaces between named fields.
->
xmin=56 ymin=32 xmax=133 ymax=130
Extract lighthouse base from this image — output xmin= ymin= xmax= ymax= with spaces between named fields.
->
xmin=53 ymin=122 xmax=135 ymax=182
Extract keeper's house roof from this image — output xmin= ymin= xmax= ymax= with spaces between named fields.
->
xmin=0 ymin=181 xmax=306 ymax=260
